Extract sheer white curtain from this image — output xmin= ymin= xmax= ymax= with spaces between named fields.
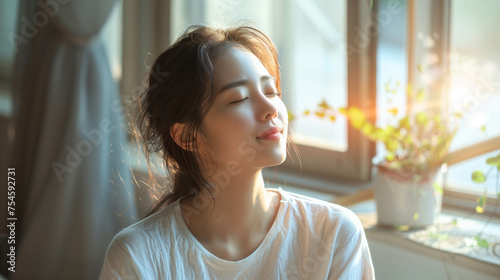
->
xmin=11 ymin=0 xmax=137 ymax=279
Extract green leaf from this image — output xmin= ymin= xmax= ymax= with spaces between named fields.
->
xmin=471 ymin=171 xmax=486 ymax=183
xmin=476 ymin=195 xmax=487 ymax=213
xmin=387 ymin=107 xmax=398 ymax=116
xmin=361 ymin=122 xmax=374 ymax=135
xmin=433 ymin=182 xmax=443 ymax=195
xmin=394 ymin=224 xmax=410 ymax=231
xmin=398 ymin=116 xmax=410 ymax=129
xmin=315 ymin=111 xmax=325 ymax=118
xmin=421 ymin=139 xmax=432 ymax=151
xmin=372 ymin=128 xmax=386 ymax=141
xmin=404 ymin=136 xmax=413 ymax=145
xmin=486 ymin=154 xmax=500 ymax=166
xmin=474 ymin=235 xmax=490 ymax=248
xmin=346 ymin=107 xmax=366 ymax=129
xmin=438 ymin=233 xmax=449 ymax=240
xmin=407 ymin=83 xmax=413 ymax=98
xmin=385 ymin=138 xmax=399 ymax=152
xmin=416 ymin=89 xmax=426 ymax=102
xmin=452 ymin=218 xmax=458 ymax=226
xmin=318 ymin=99 xmax=332 ymax=110
xmin=415 ymin=112 xmax=429 ymax=126
xmin=385 ymin=151 xmax=395 ymax=161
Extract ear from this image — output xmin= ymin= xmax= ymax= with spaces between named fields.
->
xmin=170 ymin=123 xmax=197 ymax=151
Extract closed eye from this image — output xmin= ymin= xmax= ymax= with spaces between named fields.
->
xmin=229 ymin=97 xmax=248 ymax=104
xmin=267 ymin=92 xmax=281 ymax=98
xmin=229 ymin=93 xmax=281 ymax=104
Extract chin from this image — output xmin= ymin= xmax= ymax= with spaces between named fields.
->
xmin=261 ymin=151 xmax=287 ymax=167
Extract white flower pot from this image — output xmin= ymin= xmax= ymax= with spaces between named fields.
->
xmin=373 ymin=163 xmax=446 ymax=229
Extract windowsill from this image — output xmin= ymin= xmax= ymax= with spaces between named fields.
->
xmin=261 ymin=168 xmax=374 ymax=197
xmin=347 ymin=200 xmax=500 ymax=277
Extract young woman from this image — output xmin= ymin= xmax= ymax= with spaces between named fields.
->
xmin=99 ymin=24 xmax=375 ymax=279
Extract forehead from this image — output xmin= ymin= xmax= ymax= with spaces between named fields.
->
xmin=212 ymin=47 xmax=271 ymax=86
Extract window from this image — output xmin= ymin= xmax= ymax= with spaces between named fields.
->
xmin=281 ymin=0 xmax=348 ymax=152
xmin=124 ymin=0 xmax=500 ymax=200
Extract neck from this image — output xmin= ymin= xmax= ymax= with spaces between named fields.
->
xmin=180 ymin=167 xmax=276 ymax=243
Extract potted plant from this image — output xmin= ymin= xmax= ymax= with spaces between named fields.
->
xmin=295 ymin=81 xmax=463 ymax=229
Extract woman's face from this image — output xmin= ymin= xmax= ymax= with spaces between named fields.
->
xmin=198 ymin=46 xmax=288 ymax=171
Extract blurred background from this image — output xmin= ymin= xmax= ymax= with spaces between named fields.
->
xmin=0 ymin=0 xmax=499 ymax=279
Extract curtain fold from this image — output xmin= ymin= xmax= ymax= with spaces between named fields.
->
xmin=11 ymin=0 xmax=138 ymax=279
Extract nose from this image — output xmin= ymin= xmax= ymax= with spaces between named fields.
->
xmin=266 ymin=108 xmax=278 ymax=120
xmin=258 ymin=93 xmax=279 ymax=121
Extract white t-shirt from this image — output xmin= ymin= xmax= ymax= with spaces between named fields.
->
xmin=99 ymin=187 xmax=375 ymax=279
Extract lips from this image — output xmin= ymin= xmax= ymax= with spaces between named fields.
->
xmin=257 ymin=126 xmax=282 ymax=139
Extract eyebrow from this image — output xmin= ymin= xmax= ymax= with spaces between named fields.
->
xmin=217 ymin=75 xmax=276 ymax=94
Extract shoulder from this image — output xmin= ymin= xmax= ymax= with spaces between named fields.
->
xmin=281 ymin=188 xmax=364 ymax=232
xmin=100 ymin=203 xmax=183 ymax=279
xmin=108 ymin=201 xmax=179 ymax=251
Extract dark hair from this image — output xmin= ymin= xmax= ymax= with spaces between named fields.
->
xmin=132 ymin=24 xmax=298 ymax=218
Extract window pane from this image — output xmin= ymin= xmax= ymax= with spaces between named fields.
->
xmin=447 ymin=0 xmax=500 ymax=194
xmin=172 ymin=0 xmax=273 ymax=39
xmin=287 ymin=0 xmax=347 ymax=151
xmin=205 ymin=0 xmax=273 ymax=30
xmin=448 ymin=0 xmax=500 ymax=151
xmin=447 ymin=150 xmax=499 ymax=196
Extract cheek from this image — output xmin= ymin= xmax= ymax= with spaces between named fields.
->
xmin=210 ymin=110 xmax=254 ymax=146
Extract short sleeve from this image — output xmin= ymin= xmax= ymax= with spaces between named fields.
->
xmin=328 ymin=209 xmax=376 ymax=280
xmin=99 ymin=237 xmax=140 ymax=280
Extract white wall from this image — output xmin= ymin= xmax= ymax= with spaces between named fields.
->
xmin=368 ymin=238 xmax=500 ymax=280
